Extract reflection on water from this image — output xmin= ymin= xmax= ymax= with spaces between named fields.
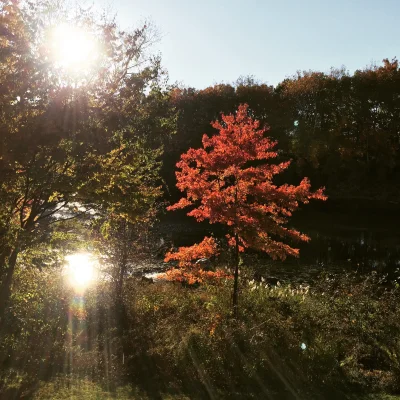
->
xmin=161 ymin=202 xmax=400 ymax=283
xmin=292 ymin=207 xmax=400 ymax=280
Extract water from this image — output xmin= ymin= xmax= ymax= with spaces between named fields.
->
xmin=292 ymin=205 xmax=400 ymax=277
xmin=157 ymin=201 xmax=400 ymax=283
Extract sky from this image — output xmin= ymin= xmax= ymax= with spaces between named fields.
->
xmin=94 ymin=0 xmax=399 ymax=89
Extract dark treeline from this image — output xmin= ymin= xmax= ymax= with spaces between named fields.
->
xmin=162 ymin=60 xmax=400 ymax=205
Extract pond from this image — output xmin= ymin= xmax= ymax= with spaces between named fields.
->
xmin=158 ymin=201 xmax=400 ymax=283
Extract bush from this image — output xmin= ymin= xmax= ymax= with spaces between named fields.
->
xmin=121 ymin=273 xmax=400 ymax=399
xmin=4 ymin=269 xmax=400 ymax=399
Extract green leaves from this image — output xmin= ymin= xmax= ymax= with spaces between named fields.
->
xmin=0 ymin=0 xmax=175 ymax=320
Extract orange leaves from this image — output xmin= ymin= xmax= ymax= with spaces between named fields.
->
xmin=165 ymin=104 xmax=327 ymax=280
xmin=166 ymin=197 xmax=192 ymax=211
xmin=162 ymin=267 xmax=231 ymax=285
xmin=164 ymin=236 xmax=218 ymax=267
xmin=226 ymin=234 xmax=245 ymax=252
xmin=163 ymin=237 xmax=231 ymax=284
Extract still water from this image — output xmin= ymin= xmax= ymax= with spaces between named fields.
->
xmin=160 ymin=201 xmax=400 ymax=283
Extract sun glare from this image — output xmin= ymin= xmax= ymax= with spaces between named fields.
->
xmin=65 ymin=253 xmax=98 ymax=290
xmin=50 ymin=24 xmax=99 ymax=75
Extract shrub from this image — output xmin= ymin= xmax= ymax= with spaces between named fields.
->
xmin=122 ymin=273 xmax=400 ymax=398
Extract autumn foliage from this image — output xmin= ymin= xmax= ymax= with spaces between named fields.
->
xmin=163 ymin=237 xmax=229 ymax=284
xmin=164 ymin=237 xmax=217 ymax=269
xmin=165 ymin=104 xmax=326 ymax=290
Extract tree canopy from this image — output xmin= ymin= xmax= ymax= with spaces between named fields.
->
xmin=0 ymin=0 xmax=174 ymax=320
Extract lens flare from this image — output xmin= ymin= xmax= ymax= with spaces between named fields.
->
xmin=65 ymin=253 xmax=97 ymax=291
xmin=50 ymin=24 xmax=99 ymax=74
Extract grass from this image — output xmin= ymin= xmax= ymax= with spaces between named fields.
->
xmin=4 ymin=268 xmax=400 ymax=399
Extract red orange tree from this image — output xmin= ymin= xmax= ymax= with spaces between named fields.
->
xmin=166 ymin=104 xmax=326 ymax=313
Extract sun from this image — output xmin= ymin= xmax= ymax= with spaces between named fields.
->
xmin=65 ymin=253 xmax=98 ymax=290
xmin=50 ymin=24 xmax=100 ymax=75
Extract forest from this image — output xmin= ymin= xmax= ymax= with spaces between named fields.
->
xmin=1 ymin=1 xmax=400 ymax=399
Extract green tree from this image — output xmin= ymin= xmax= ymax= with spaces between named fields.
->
xmin=278 ymin=59 xmax=400 ymax=199
xmin=0 ymin=0 xmax=173 ymax=321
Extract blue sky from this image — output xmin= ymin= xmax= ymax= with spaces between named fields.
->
xmin=94 ymin=0 xmax=399 ymax=88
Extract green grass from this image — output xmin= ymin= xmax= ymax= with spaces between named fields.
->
xmin=32 ymin=378 xmax=192 ymax=400
xmin=5 ymin=271 xmax=400 ymax=400
xmin=31 ymin=378 xmax=400 ymax=400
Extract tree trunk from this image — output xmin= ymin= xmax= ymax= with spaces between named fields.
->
xmin=232 ymin=232 xmax=240 ymax=318
xmin=0 ymin=246 xmax=19 ymax=324
xmin=115 ymin=261 xmax=129 ymax=336
xmin=116 ymin=261 xmax=127 ymax=302
xmin=115 ymin=223 xmax=129 ymax=334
